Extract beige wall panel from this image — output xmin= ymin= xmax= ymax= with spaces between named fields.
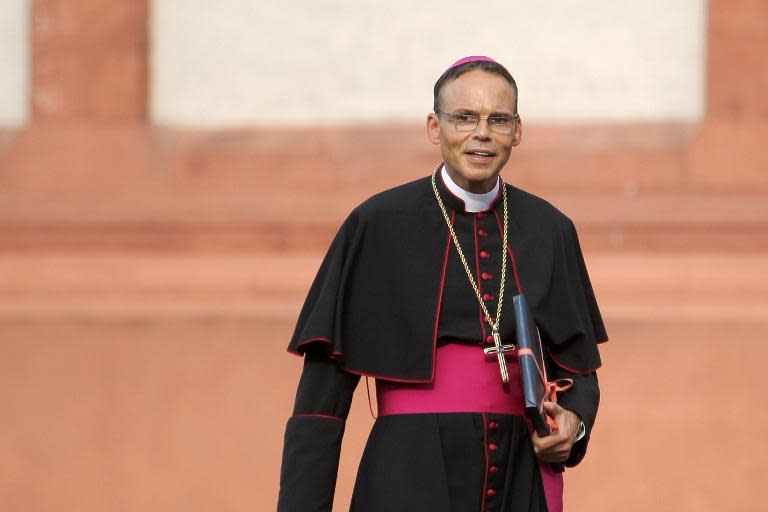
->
xmin=151 ymin=0 xmax=705 ymax=126
xmin=0 ymin=0 xmax=28 ymax=126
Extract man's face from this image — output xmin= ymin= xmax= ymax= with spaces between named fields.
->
xmin=427 ymin=69 xmax=522 ymax=193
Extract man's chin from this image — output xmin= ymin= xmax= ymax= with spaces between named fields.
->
xmin=452 ymin=169 xmax=500 ymax=193
xmin=458 ymin=164 xmax=501 ymax=183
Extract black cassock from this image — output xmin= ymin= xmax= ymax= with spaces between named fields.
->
xmin=278 ymin=171 xmax=608 ymax=511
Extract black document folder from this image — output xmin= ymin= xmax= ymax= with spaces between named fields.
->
xmin=513 ymin=293 xmax=552 ymax=437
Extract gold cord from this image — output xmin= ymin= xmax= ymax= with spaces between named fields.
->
xmin=430 ymin=164 xmax=509 ymax=333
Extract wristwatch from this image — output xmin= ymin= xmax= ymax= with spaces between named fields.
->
xmin=574 ymin=420 xmax=586 ymax=442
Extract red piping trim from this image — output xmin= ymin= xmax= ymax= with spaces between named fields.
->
xmin=481 ymin=412 xmax=490 ymax=510
xmin=428 ymin=211 xmax=454 ymax=381
xmin=294 ymin=336 xmax=331 ymax=348
xmin=492 ymin=208 xmax=523 ymax=293
xmin=342 ymin=367 xmax=431 ymax=383
xmin=287 ymin=337 xmax=343 ymax=358
xmin=291 ymin=413 xmax=344 ymax=421
xmin=290 ymin=343 xmax=433 ymax=383
xmin=544 ymin=345 xmax=603 ymax=375
xmin=289 ymin=333 xmax=431 ymax=382
xmin=303 ymin=339 xmax=488 ymax=383
xmin=473 ymin=214 xmax=488 ymax=339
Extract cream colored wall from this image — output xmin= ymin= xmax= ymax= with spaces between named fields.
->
xmin=150 ymin=0 xmax=706 ymax=126
xmin=0 ymin=0 xmax=28 ymax=125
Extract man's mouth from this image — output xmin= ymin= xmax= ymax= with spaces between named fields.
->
xmin=465 ymin=149 xmax=496 ymax=159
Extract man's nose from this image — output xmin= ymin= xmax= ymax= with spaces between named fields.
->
xmin=472 ymin=118 xmax=492 ymax=139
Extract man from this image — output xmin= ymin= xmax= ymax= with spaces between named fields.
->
xmin=278 ymin=56 xmax=607 ymax=512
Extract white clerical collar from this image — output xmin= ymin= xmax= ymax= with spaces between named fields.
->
xmin=440 ymin=164 xmax=500 ymax=213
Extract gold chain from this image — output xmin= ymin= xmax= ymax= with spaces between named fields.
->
xmin=430 ymin=164 xmax=509 ymax=333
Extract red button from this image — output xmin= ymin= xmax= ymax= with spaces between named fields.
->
xmin=481 ymin=272 xmax=493 ymax=280
xmin=478 ymin=229 xmax=488 ymax=237
xmin=488 ymin=443 xmax=497 ymax=451
xmin=486 ymin=489 xmax=496 ymax=497
xmin=489 ymin=465 xmax=499 ymax=473
xmin=486 ymin=335 xmax=494 ymax=344
xmin=483 ymin=293 xmax=494 ymax=301
xmin=489 ymin=421 xmax=498 ymax=430
xmin=480 ymin=250 xmax=490 ymax=258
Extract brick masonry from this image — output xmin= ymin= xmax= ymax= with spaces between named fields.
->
xmin=0 ymin=1 xmax=767 ymax=510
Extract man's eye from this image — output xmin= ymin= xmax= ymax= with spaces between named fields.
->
xmin=455 ymin=114 xmax=477 ymax=123
xmin=489 ymin=116 xmax=513 ymax=125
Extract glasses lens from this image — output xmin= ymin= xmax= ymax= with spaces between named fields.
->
xmin=442 ymin=113 xmax=516 ymax=134
xmin=453 ymin=114 xmax=478 ymax=131
xmin=488 ymin=117 xmax=515 ymax=134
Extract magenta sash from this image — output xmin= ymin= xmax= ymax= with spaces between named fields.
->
xmin=377 ymin=342 xmax=525 ymax=415
xmin=376 ymin=342 xmax=563 ymax=512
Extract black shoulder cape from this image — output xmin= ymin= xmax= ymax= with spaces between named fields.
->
xmin=287 ymin=172 xmax=608 ymax=381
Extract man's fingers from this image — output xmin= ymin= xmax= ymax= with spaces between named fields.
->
xmin=532 ymin=433 xmax=571 ymax=462
xmin=542 ymin=401 xmax=563 ymax=419
xmin=533 ymin=404 xmax=579 ymax=463
xmin=532 ymin=429 xmax=567 ymax=450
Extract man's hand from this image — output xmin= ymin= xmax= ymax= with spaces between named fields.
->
xmin=531 ymin=402 xmax=581 ymax=463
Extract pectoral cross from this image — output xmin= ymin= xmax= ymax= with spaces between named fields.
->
xmin=482 ymin=323 xmax=516 ymax=383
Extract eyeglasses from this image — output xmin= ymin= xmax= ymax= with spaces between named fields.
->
xmin=436 ymin=111 xmax=519 ymax=135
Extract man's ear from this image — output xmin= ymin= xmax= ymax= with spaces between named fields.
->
xmin=426 ymin=113 xmax=441 ymax=145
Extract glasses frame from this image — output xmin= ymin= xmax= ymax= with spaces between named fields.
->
xmin=436 ymin=111 xmax=520 ymax=135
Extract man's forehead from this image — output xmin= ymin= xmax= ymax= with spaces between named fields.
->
xmin=440 ymin=70 xmax=517 ymax=108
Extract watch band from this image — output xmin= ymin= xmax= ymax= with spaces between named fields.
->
xmin=574 ymin=420 xmax=586 ymax=442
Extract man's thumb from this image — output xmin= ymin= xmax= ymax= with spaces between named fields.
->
xmin=542 ymin=400 xmax=562 ymax=418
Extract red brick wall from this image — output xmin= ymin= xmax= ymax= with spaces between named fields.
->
xmin=0 ymin=1 xmax=766 ymax=510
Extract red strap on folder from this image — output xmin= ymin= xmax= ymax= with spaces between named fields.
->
xmin=517 ymin=347 xmax=574 ymax=430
